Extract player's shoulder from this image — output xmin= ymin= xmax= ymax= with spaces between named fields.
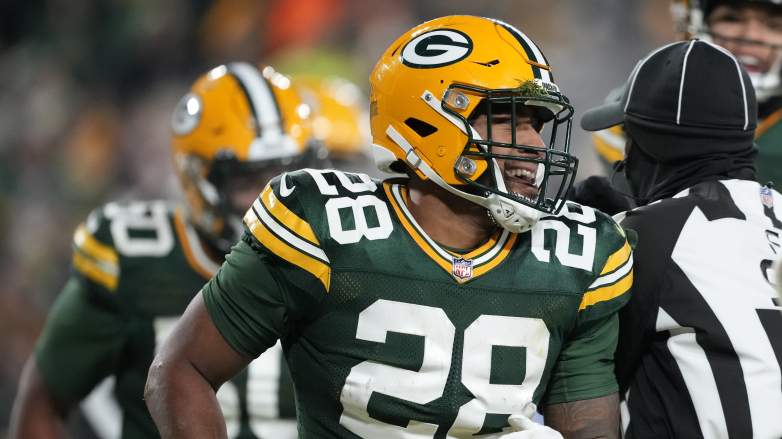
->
xmin=243 ymin=168 xmax=393 ymax=291
xmin=268 ymin=168 xmax=383 ymax=203
xmin=72 ymin=199 xmax=178 ymax=292
xmin=539 ymin=200 xmax=628 ymax=250
xmin=537 ymin=201 xmax=633 ymax=316
xmin=251 ymin=167 xmax=386 ymax=238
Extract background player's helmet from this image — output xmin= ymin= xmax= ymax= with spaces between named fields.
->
xmin=171 ymin=63 xmax=314 ymax=252
xmin=370 ymin=15 xmax=577 ymax=233
xmin=293 ymin=75 xmax=373 ymax=174
xmin=672 ymin=0 xmax=782 ymax=102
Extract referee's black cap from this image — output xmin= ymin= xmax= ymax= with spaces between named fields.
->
xmin=581 ymin=40 xmax=757 ymax=162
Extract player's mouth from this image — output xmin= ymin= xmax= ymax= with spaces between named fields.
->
xmin=503 ymin=164 xmax=540 ymax=202
xmin=737 ymin=54 xmax=767 ymax=74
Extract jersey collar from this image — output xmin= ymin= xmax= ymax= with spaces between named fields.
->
xmin=383 ymin=182 xmax=517 ymax=283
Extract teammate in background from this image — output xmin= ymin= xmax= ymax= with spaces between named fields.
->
xmin=9 ymin=63 xmax=311 ymax=439
xmin=585 ymin=0 xmax=782 ymax=213
xmin=145 ymin=15 xmax=633 ymax=439
xmin=582 ymin=40 xmax=782 ymax=438
xmin=294 ymin=75 xmax=376 ymax=175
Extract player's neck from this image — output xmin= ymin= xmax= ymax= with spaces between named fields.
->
xmin=405 ymin=177 xmax=497 ymax=250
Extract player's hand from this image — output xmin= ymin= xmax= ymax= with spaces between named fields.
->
xmin=568 ymin=175 xmax=632 ymax=216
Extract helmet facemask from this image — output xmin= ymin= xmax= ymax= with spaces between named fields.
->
xmin=681 ymin=0 xmax=782 ymax=102
xmin=438 ymin=81 xmax=578 ymax=232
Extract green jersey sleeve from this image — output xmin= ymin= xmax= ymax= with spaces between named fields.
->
xmin=35 ymin=278 xmax=126 ymax=406
xmin=541 ymin=212 xmax=633 ymax=406
xmin=202 ymin=237 xmax=291 ymax=358
xmin=540 ymin=312 xmax=620 ymax=406
xmin=35 ymin=211 xmax=128 ymax=406
xmin=203 ymin=172 xmax=329 ymax=358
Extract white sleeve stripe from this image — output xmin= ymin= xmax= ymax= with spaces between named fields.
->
xmin=252 ymin=199 xmax=329 ymax=263
xmin=588 ymin=254 xmax=633 ymax=290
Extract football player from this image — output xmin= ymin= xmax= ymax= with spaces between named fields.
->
xmin=145 ymin=16 xmax=633 ymax=439
xmin=591 ymin=0 xmax=782 ymax=190
xmin=294 ymin=75 xmax=375 ymax=175
xmin=9 ymin=63 xmax=311 ymax=439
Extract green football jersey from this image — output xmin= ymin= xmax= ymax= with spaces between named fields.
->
xmin=203 ymin=169 xmax=634 ymax=438
xmin=756 ymin=109 xmax=782 ymax=187
xmin=34 ymin=200 xmax=296 ymax=439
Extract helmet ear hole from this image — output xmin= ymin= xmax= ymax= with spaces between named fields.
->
xmin=404 ymin=117 xmax=438 ymax=137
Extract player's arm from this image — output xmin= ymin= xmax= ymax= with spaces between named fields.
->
xmin=145 ymin=293 xmax=250 ymax=439
xmin=541 ymin=227 xmax=632 ymax=439
xmin=9 ymin=359 xmax=67 ymax=439
xmin=146 ymin=227 xmax=304 ymax=438
xmin=543 ymin=393 xmax=620 ymax=439
xmin=11 ymin=218 xmax=128 ymax=439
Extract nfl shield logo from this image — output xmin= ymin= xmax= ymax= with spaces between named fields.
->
xmin=761 ymin=185 xmax=774 ymax=209
xmin=452 ymin=258 xmax=473 ymax=280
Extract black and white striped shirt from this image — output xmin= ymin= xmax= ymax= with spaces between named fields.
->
xmin=616 ymin=179 xmax=782 ymax=439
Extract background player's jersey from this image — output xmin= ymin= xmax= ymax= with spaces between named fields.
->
xmin=755 ymin=108 xmax=782 ymax=187
xmin=203 ymin=169 xmax=633 ymax=438
xmin=33 ymin=200 xmax=296 ymax=439
xmin=615 ymin=179 xmax=782 ymax=439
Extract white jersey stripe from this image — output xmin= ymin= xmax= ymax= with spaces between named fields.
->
xmin=656 ymin=307 xmax=729 ymax=438
xmin=252 ymin=199 xmax=329 ymax=263
xmin=588 ymin=254 xmax=633 ymax=290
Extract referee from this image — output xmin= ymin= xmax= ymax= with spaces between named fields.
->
xmin=582 ymin=40 xmax=782 ymax=438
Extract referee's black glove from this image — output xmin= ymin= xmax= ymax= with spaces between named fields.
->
xmin=568 ymin=175 xmax=632 ymax=216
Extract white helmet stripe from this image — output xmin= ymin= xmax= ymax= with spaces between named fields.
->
xmin=227 ymin=62 xmax=283 ymax=138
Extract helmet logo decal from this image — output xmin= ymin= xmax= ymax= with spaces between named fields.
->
xmin=401 ymin=29 xmax=473 ymax=68
xmin=171 ymin=93 xmax=202 ymax=135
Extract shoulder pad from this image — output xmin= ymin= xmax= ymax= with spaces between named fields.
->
xmin=533 ymin=202 xmax=632 ymax=314
xmin=242 ymin=168 xmax=383 ymax=292
xmin=71 ymin=201 xmax=177 ymax=291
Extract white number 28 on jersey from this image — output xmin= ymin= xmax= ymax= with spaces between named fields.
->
xmin=300 ymin=169 xmax=394 ymax=245
xmin=339 ymin=299 xmax=550 ymax=438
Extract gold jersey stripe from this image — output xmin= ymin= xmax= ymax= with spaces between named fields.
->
xmin=73 ymin=224 xmax=118 ymax=266
xmin=579 ymin=269 xmax=633 ymax=311
xmin=244 ymin=209 xmax=331 ymax=291
xmin=385 ymin=184 xmax=452 ymax=273
xmin=395 ymin=185 xmax=503 ymax=261
xmin=600 ymin=241 xmax=631 ymax=275
xmin=384 ymin=182 xmax=517 ymax=283
xmin=472 ymin=233 xmax=518 ymax=278
xmin=73 ymin=251 xmax=118 ymax=290
xmin=173 ymin=210 xmax=217 ymax=280
xmin=593 ymin=136 xmax=624 ymax=164
xmin=757 ymin=107 xmax=782 ymax=137
xmin=259 ymin=185 xmax=319 ymax=245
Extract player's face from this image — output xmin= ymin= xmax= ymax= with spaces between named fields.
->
xmin=709 ymin=3 xmax=782 ymax=76
xmin=471 ymin=106 xmax=545 ymax=201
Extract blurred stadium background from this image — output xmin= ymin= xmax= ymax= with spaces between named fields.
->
xmin=0 ymin=0 xmax=675 ymax=435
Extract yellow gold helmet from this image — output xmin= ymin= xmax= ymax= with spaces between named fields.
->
xmin=293 ymin=75 xmax=372 ymax=173
xmin=171 ymin=63 xmax=314 ymax=251
xmin=370 ymin=15 xmax=576 ymax=233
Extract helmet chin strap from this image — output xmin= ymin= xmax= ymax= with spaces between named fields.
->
xmin=385 ymin=124 xmax=541 ymax=234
